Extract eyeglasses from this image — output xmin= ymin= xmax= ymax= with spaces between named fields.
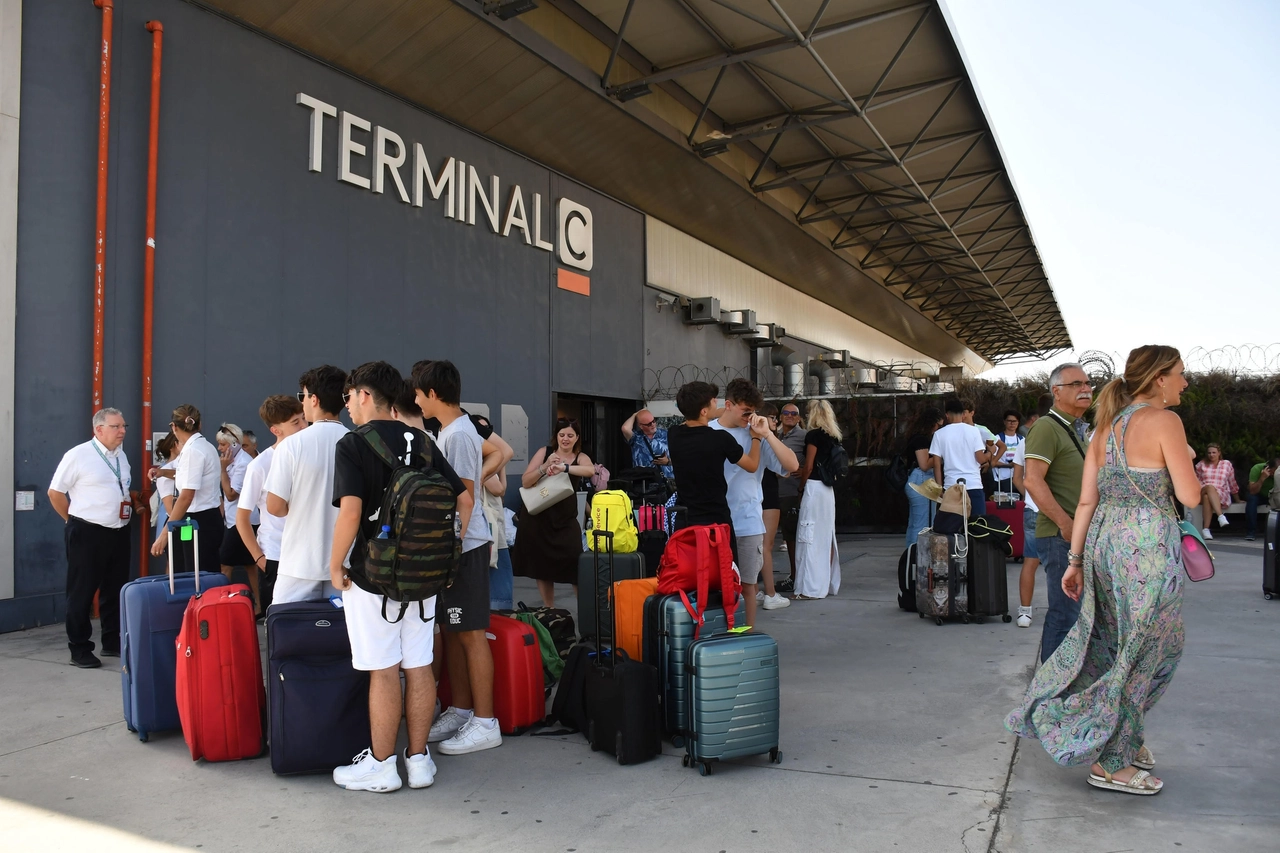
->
xmin=296 ymin=391 xmax=309 ymax=402
xmin=1053 ymin=380 xmax=1093 ymax=390
xmin=637 ymin=420 xmax=655 ymax=427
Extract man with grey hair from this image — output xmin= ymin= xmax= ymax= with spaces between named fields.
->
xmin=48 ymin=407 xmax=138 ymax=668
xmin=1023 ymin=363 xmax=1094 ymax=662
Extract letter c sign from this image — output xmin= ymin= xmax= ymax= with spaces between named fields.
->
xmin=558 ymin=199 xmax=593 ymax=272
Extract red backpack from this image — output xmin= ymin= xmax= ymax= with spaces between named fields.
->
xmin=656 ymin=523 xmax=742 ymax=637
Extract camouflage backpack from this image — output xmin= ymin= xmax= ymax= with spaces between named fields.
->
xmin=357 ymin=425 xmax=460 ymax=623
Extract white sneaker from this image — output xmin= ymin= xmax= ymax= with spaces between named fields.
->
xmin=404 ymin=748 xmax=437 ymax=789
xmin=1217 ymin=514 xmax=1229 ymax=527
xmin=428 ymin=707 xmax=471 ymax=743
xmin=1202 ymin=527 xmax=1213 ymax=540
xmin=762 ymin=593 xmax=791 ymax=610
xmin=333 ymin=748 xmax=402 ymax=793
xmin=438 ymin=716 xmax=503 ymax=755
xmin=1016 ymin=606 xmax=1033 ymax=628
xmin=779 ymin=542 xmax=787 ymax=552
xmin=756 ymin=590 xmax=765 ymax=603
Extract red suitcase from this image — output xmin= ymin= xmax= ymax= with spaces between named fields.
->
xmin=175 ymin=584 xmax=265 ymax=762
xmin=986 ymin=500 xmax=1025 ymax=560
xmin=438 ymin=613 xmax=544 ymax=734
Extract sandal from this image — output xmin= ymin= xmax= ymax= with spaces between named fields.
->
xmin=1133 ymin=745 xmax=1155 ymax=770
xmin=1087 ymin=767 xmax=1162 ymax=795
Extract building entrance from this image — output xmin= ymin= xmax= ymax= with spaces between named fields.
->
xmin=554 ymin=393 xmax=637 ymax=481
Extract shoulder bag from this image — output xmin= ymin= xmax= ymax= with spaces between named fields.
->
xmin=1116 ymin=429 xmax=1214 ymax=582
xmin=519 ymin=470 xmax=574 ymax=516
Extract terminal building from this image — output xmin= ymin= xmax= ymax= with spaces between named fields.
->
xmin=0 ymin=0 xmax=1069 ymax=631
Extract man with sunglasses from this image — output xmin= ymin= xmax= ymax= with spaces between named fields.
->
xmin=266 ymin=365 xmax=350 ymax=604
xmin=1023 ymin=363 xmax=1094 ymax=662
xmin=621 ymin=408 xmax=673 ymax=480
xmin=774 ymin=401 xmax=807 ymax=590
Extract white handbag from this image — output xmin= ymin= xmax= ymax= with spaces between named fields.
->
xmin=519 ymin=471 xmax=574 ymax=516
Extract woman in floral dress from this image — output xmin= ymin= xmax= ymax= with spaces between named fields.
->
xmin=1006 ymin=346 xmax=1204 ymax=795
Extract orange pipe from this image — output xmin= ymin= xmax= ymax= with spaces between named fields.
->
xmin=138 ymin=20 xmax=163 ymax=577
xmin=91 ymin=0 xmax=113 ymax=414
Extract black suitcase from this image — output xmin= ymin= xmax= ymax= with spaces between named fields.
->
xmin=968 ymin=538 xmax=1013 ymax=623
xmin=637 ymin=530 xmax=668 ymax=577
xmin=548 ymin=640 xmax=594 ymax=732
xmin=577 ymin=549 xmax=646 ymax=646
xmin=897 ymin=544 xmax=917 ymax=612
xmin=266 ymin=600 xmax=371 ymax=774
xmin=581 ymin=528 xmax=661 ymax=765
xmin=1265 ymin=512 xmax=1279 ymax=600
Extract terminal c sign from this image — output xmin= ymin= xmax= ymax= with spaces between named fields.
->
xmin=296 ymin=93 xmax=593 ymax=272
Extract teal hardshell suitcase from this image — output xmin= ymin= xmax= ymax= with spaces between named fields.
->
xmin=682 ymin=631 xmax=782 ymax=775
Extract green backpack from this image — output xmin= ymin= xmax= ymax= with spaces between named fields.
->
xmin=357 ymin=425 xmax=460 ymax=623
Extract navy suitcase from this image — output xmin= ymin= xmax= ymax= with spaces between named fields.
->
xmin=266 ymin=600 xmax=371 ymax=775
xmin=683 ymin=632 xmax=782 ymax=775
xmin=120 ymin=520 xmax=228 ymax=742
xmin=577 ymin=550 xmax=645 ymax=646
xmin=1265 ymin=511 xmax=1279 ymax=600
xmin=642 ymin=591 xmax=746 ymax=744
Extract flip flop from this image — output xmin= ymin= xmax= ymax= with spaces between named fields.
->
xmin=1087 ymin=768 xmax=1162 ymax=795
xmin=1133 ymin=745 xmax=1155 ymax=771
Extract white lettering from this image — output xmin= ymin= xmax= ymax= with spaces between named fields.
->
xmin=502 ymin=185 xmax=531 ymax=244
xmin=532 ymin=193 xmax=553 ymax=252
xmin=372 ymin=127 xmax=410 ymax=203
xmin=339 ymin=111 xmax=372 ymax=190
xmin=457 ymin=160 xmax=467 ymax=220
xmin=296 ymin=93 xmax=337 ymax=173
xmin=413 ymin=145 xmax=455 ymax=218
xmin=468 ymin=166 xmax=500 ymax=232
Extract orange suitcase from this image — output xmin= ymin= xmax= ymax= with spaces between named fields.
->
xmin=613 ymin=577 xmax=659 ymax=662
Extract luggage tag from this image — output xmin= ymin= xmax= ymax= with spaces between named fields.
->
xmin=328 ymin=595 xmax=345 ymax=609
xmin=728 ymin=626 xmax=752 ymax=634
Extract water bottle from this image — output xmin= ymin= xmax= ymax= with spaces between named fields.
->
xmin=377 ymin=524 xmax=391 ymax=540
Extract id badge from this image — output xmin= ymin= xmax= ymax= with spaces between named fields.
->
xmin=119 ymin=502 xmax=132 ymax=521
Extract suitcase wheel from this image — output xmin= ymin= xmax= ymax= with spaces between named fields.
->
xmin=1015 ymin=557 xmax=1023 ymax=563
xmin=138 ymin=730 xmax=149 ymax=743
xmin=698 ymin=761 xmax=712 ymax=776
xmin=616 ymin=733 xmax=625 ymax=765
xmin=917 ymin=612 xmax=925 ymax=619
xmin=588 ymin=721 xmax=599 ymax=752
xmin=935 ymin=617 xmax=944 ymax=626
xmin=770 ymin=747 xmax=781 ymax=764
xmin=960 ymin=614 xmax=970 ymax=624
xmin=1266 ymin=592 xmax=1274 ymax=601
xmin=672 ymin=734 xmax=685 ymax=748
xmin=1002 ymin=614 xmax=1013 ymax=623
xmin=681 ymin=754 xmax=690 ymax=768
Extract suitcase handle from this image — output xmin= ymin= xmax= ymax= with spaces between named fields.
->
xmin=590 ymin=509 xmax=615 ymax=669
xmin=166 ymin=518 xmax=201 ymax=595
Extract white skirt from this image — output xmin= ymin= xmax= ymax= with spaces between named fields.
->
xmin=794 ymin=480 xmax=840 ymax=598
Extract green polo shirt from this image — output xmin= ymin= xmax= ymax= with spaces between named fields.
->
xmin=1024 ymin=408 xmax=1088 ymax=538
xmin=1250 ymin=462 xmax=1274 ymax=496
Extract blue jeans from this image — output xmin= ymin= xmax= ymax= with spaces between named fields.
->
xmin=967 ymin=489 xmax=986 ymax=519
xmin=904 ymin=468 xmax=936 ymax=549
xmin=1023 ymin=508 xmax=1039 ymax=560
xmin=1038 ymin=534 xmax=1081 ymax=663
xmin=1246 ymin=492 xmax=1262 ymax=537
xmin=489 ymin=547 xmax=514 ymax=611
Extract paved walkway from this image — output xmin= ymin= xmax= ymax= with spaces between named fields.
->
xmin=0 ymin=535 xmax=1274 ymax=852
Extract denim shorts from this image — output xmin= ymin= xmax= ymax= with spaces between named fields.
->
xmin=1023 ymin=507 xmax=1039 ymax=560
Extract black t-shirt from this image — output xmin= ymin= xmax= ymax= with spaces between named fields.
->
xmin=667 ymin=422 xmax=744 ymax=525
xmin=806 ymin=429 xmax=837 ymax=482
xmin=423 ymin=411 xmax=494 ymax=441
xmin=904 ymin=433 xmax=931 ymax=466
xmin=332 ymin=420 xmax=466 ymax=593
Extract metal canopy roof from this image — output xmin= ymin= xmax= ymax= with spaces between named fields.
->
xmin=577 ymin=0 xmax=1069 ymax=361
xmin=194 ymin=0 xmax=1070 ymax=365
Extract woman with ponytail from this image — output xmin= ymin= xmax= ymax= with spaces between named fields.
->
xmin=1007 ymin=346 xmax=1204 ymax=795
xmin=150 ymin=404 xmax=224 ymax=573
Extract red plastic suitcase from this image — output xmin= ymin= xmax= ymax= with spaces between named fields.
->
xmin=438 ymin=613 xmax=544 ymax=734
xmin=986 ymin=500 xmax=1025 ymax=560
xmin=636 ymin=505 xmax=666 ymax=533
xmin=175 ymin=584 xmax=265 ymax=762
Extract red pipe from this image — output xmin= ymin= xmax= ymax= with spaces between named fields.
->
xmin=138 ymin=20 xmax=163 ymax=577
xmin=91 ymin=0 xmax=114 ymax=414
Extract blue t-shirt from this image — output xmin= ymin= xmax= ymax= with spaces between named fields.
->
xmin=628 ymin=427 xmax=673 ymax=479
xmin=708 ymin=420 xmax=785 ymax=537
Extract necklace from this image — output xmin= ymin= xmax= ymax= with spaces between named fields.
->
xmin=313 ymin=418 xmax=342 ymax=424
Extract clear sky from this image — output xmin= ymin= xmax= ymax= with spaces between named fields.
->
xmin=940 ymin=0 xmax=1279 ymax=379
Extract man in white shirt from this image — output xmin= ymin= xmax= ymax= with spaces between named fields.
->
xmin=708 ymin=379 xmax=798 ymax=622
xmin=238 ymin=396 xmax=308 ymax=615
xmin=266 ymin=365 xmax=350 ymax=604
xmin=47 ymin=407 xmax=136 ymax=668
xmin=929 ymin=399 xmax=989 ymax=518
xmin=1011 ymin=439 xmax=1041 ymax=628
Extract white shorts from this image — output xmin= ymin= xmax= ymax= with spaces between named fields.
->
xmin=343 ymin=584 xmax=437 ymax=672
xmin=736 ymin=534 xmax=764 ymax=585
xmin=271 ymin=574 xmax=341 ymax=605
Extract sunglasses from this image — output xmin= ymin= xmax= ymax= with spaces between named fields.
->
xmin=295 ymin=391 xmax=309 ymax=402
xmin=637 ymin=420 xmax=656 ymax=427
xmin=782 ymin=410 xmax=800 ymax=416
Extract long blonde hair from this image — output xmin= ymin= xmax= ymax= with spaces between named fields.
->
xmin=1093 ymin=345 xmax=1182 ymax=430
xmin=806 ymin=399 xmax=843 ymax=441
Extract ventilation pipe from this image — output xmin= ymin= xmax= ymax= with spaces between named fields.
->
xmin=138 ymin=20 xmax=163 ymax=577
xmin=809 ymin=358 xmax=835 ymax=395
xmin=771 ymin=347 xmax=803 ymax=398
xmin=91 ymin=0 xmax=114 ymax=412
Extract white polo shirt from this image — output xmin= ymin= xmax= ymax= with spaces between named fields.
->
xmin=240 ymin=445 xmax=283 ymax=561
xmin=174 ymin=433 xmax=223 ymax=512
xmin=1011 ymin=442 xmax=1039 ymax=513
xmin=49 ymin=437 xmax=133 ymax=528
xmin=222 ymin=446 xmax=254 ymax=527
xmin=266 ymin=420 xmax=349 ymax=580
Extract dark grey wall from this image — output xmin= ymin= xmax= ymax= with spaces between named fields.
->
xmin=3 ymin=0 xmax=644 ymax=631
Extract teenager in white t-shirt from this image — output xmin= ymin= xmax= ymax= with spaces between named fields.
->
xmin=238 ymin=396 xmax=308 ymax=616
xmin=266 ymin=366 xmax=350 ymax=604
xmin=1011 ymin=439 xmax=1041 ymax=627
xmin=216 ymin=423 xmax=259 ymax=603
xmin=929 ymin=399 xmax=989 ymax=518
xmin=991 ymin=410 xmax=1024 ymax=496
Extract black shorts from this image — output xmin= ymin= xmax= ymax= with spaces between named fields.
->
xmin=218 ymin=523 xmax=257 ymax=567
xmin=762 ymin=472 xmax=780 ymax=512
xmin=778 ymin=496 xmax=801 ymax=541
xmin=440 ymin=545 xmax=491 ymax=633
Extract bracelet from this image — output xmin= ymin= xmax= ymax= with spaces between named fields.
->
xmin=1066 ymin=550 xmax=1084 ymax=562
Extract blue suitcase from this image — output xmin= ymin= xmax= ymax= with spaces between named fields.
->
xmin=120 ymin=521 xmax=228 ymax=742
xmin=266 ymin=600 xmax=371 ymax=775
xmin=682 ymin=631 xmax=782 ymax=775
xmin=642 ymin=591 xmax=745 ymax=744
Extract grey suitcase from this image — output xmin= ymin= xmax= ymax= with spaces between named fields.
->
xmin=577 ymin=550 xmax=645 ymax=646
xmin=682 ymin=631 xmax=782 ymax=775
xmin=647 ymin=591 xmax=746 ymax=744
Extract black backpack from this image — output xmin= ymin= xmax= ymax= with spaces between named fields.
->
xmin=356 ymin=425 xmax=460 ymax=623
xmin=819 ymin=440 xmax=851 ymax=487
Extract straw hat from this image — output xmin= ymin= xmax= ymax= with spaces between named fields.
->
xmin=909 ymin=478 xmax=945 ymax=503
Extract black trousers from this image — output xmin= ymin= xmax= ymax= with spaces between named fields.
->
xmin=170 ymin=507 xmax=224 ymax=576
xmin=64 ymin=516 xmax=131 ymax=654
xmin=260 ymin=559 xmax=278 ymax=613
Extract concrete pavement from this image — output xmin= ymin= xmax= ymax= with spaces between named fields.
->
xmin=0 ymin=534 xmax=1274 ymax=852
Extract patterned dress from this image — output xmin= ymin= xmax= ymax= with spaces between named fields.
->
xmin=1005 ymin=404 xmax=1185 ymax=773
